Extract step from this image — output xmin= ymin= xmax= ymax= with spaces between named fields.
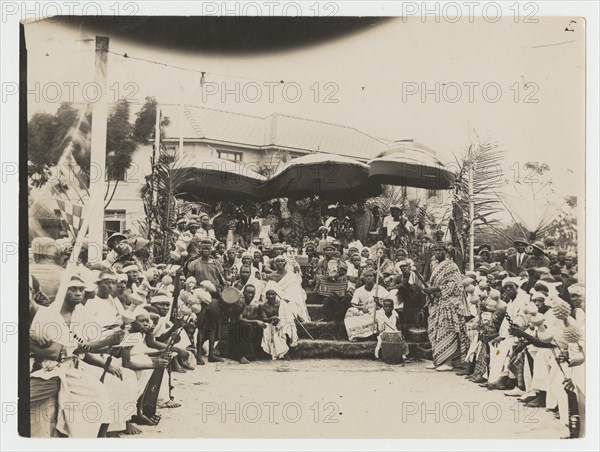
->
xmin=289 ymin=339 xmax=433 ymax=360
xmin=297 ymin=321 xmax=348 ymax=341
xmin=289 ymin=339 xmax=376 ymax=359
xmin=307 ymin=304 xmax=326 ymax=321
xmin=306 ymin=291 xmax=324 ymax=305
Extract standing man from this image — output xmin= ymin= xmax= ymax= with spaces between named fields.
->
xmin=526 ymin=241 xmax=551 ymax=269
xmin=425 ymin=242 xmax=469 ymax=372
xmin=328 ymin=206 xmax=352 ymax=239
xmin=187 ymin=239 xmax=226 ymax=292
xmin=504 ymin=239 xmax=529 ymax=274
xmin=381 ymin=205 xmax=414 ymax=248
xmin=352 ymin=202 xmax=375 ymax=246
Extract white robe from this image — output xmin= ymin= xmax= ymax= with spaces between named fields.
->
xmin=30 ymin=306 xmax=113 ymax=438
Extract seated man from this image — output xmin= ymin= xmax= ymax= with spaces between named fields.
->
xmin=226 ymin=284 xmax=267 ymax=364
xmin=259 ymin=282 xmax=298 ymax=359
xmin=264 ymin=255 xmax=310 ymax=322
xmin=314 ymin=243 xmax=349 ymax=321
xmin=344 ymin=269 xmax=390 ymax=341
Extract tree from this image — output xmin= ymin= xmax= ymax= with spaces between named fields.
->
xmin=28 ymin=103 xmax=92 ymax=187
xmin=104 ymin=100 xmax=140 ymax=208
xmin=27 ymin=99 xmax=164 ymax=204
xmin=450 ymin=139 xmax=505 ymax=270
xmin=133 ymin=96 xmax=170 ymax=144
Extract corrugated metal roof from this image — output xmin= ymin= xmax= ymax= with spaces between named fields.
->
xmin=160 ymin=104 xmax=389 ymax=159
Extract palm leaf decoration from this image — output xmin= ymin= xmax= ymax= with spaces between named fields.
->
xmin=450 ymin=138 xmax=505 ymax=270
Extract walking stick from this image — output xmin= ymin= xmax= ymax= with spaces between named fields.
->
xmin=275 ymin=294 xmax=315 ymax=341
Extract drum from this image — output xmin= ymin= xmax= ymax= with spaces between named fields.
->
xmin=406 ymin=326 xmax=428 ymax=343
xmin=221 ymin=286 xmax=244 ymax=315
xmin=380 ymin=331 xmax=408 ymax=364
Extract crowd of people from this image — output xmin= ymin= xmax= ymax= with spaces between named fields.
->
xmin=28 ymin=198 xmax=584 ymax=438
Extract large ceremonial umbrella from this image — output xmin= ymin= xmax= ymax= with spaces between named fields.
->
xmin=367 ymin=141 xmax=455 ymax=190
xmin=170 ymin=154 xmax=268 ymax=202
xmin=266 ymin=153 xmax=383 ymax=201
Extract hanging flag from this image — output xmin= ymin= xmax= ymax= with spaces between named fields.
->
xmin=55 ymin=198 xmax=84 ymax=237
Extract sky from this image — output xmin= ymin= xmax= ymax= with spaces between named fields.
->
xmin=24 ymin=16 xmax=585 ymax=199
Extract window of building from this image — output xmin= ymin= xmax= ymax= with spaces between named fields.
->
xmin=104 ymin=209 xmax=126 ymax=238
xmin=218 ymin=150 xmax=243 ymax=162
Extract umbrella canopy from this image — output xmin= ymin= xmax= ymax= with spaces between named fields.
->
xmin=170 ymin=154 xmax=267 ymax=202
xmin=368 ymin=141 xmax=455 ymax=190
xmin=266 ymin=153 xmax=383 ymax=201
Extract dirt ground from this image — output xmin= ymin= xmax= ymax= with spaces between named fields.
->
xmin=139 ymin=359 xmax=567 ymax=439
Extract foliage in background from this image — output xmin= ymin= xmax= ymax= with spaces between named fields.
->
xmin=450 ymin=139 xmax=505 ymax=270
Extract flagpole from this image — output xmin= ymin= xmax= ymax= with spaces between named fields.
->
xmin=88 ymin=36 xmax=110 ymax=264
xmin=467 ymin=122 xmax=475 ymax=272
xmin=179 ymin=86 xmax=184 ymax=158
xmin=468 ymin=163 xmax=474 ymax=271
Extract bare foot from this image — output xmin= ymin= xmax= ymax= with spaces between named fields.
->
xmin=158 ymin=400 xmax=181 ymax=409
xmin=208 ymin=355 xmax=224 ymax=363
xmin=240 ymin=357 xmax=250 ymax=364
xmin=131 ymin=414 xmax=158 ymax=426
xmin=123 ymin=421 xmax=142 ymax=435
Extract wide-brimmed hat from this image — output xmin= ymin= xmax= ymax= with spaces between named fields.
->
xmin=107 ymin=233 xmax=128 ymax=249
xmin=477 ymin=244 xmax=492 ymax=254
xmin=513 ymin=238 xmax=529 ymax=247
xmin=529 ymin=241 xmax=547 ymax=255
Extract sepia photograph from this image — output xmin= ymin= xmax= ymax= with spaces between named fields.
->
xmin=2 ymin=1 xmax=597 ymax=449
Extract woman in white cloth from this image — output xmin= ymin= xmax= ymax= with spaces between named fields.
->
xmin=29 ymin=275 xmax=122 ymax=437
xmin=259 ymin=281 xmax=299 ymax=359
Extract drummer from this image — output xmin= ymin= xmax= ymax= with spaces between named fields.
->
xmin=186 ymin=239 xmax=226 ymax=293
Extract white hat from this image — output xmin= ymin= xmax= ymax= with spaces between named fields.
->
xmin=502 ymin=277 xmax=524 ymax=287
xmin=132 ymin=306 xmax=149 ymax=318
xmin=66 ymin=275 xmax=86 ymax=288
xmin=567 ymin=283 xmax=584 ymax=297
xmin=122 ymin=265 xmax=139 ymax=273
xmin=264 ymin=280 xmax=280 ymax=296
xmin=151 ymin=294 xmax=171 ymax=304
xmin=530 ymin=291 xmax=546 ymax=300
